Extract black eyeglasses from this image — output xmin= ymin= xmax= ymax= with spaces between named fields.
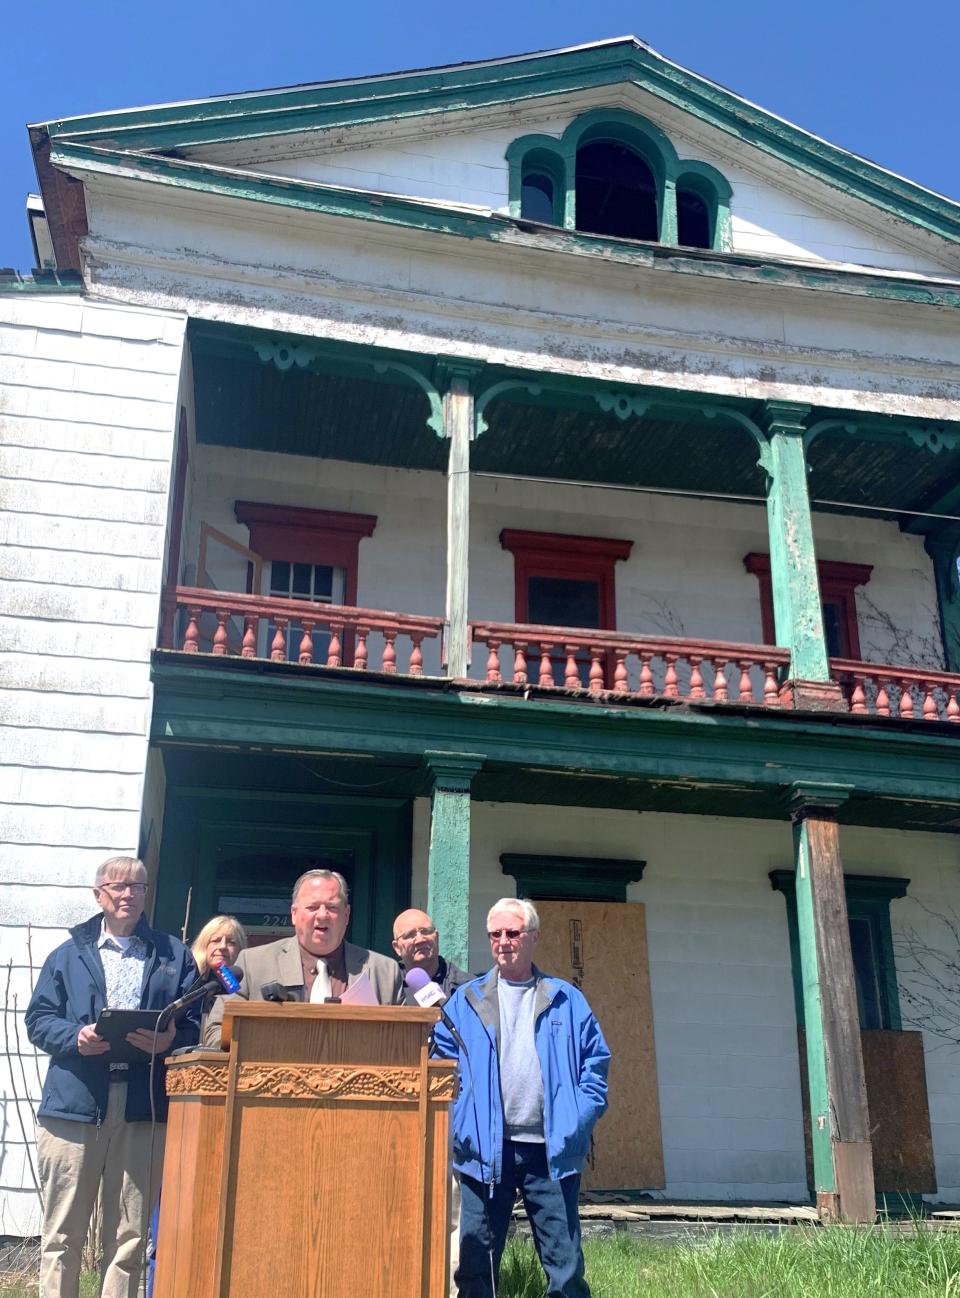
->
xmin=97 ymin=882 xmax=148 ymax=896
xmin=488 ymin=928 xmax=526 ymax=941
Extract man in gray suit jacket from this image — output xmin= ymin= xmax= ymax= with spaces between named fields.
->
xmin=203 ymin=868 xmax=403 ymax=1047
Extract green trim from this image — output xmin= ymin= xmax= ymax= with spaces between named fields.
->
xmin=50 ymin=142 xmax=960 ymax=309
xmin=506 ymin=109 xmax=731 ymax=249
xmin=0 ymin=269 xmax=82 ymax=293
xmin=150 ymin=658 xmax=960 ymax=808
xmin=501 ymin=853 xmax=645 ymax=901
xmin=39 ymin=40 xmax=960 ymax=247
xmin=371 ymin=360 xmax=444 ymax=436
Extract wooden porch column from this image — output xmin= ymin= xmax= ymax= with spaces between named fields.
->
xmin=924 ymin=526 xmax=960 ymax=672
xmin=441 ymin=369 xmax=476 ymax=679
xmin=762 ymin=402 xmax=841 ymax=709
xmin=787 ymin=781 xmax=874 ymax=1223
xmin=423 ymin=751 xmax=483 ymax=970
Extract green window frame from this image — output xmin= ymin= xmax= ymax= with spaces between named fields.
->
xmin=501 ymin=853 xmax=645 ymax=902
xmin=506 ymin=109 xmax=733 ymax=251
xmin=770 ymin=870 xmax=909 ymax=1031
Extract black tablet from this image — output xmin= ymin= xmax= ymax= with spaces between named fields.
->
xmin=93 ymin=1009 xmax=165 ymax=1063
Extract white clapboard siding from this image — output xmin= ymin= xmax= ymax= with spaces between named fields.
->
xmin=0 ymin=766 xmax=143 ymax=811
xmin=0 ymin=651 xmax=155 ymax=697
xmin=0 ymin=548 xmax=165 ymax=594
xmin=0 ymin=291 xmax=186 ymax=1231
xmin=0 ymin=413 xmax=174 ymax=460
xmin=0 ymin=511 xmax=169 ymax=559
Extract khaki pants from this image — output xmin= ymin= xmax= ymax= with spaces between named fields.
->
xmin=36 ymin=1083 xmax=165 ymax=1298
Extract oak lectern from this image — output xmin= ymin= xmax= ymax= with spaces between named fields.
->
xmin=153 ymin=1002 xmax=457 ymax=1298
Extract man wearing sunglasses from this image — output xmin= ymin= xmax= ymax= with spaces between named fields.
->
xmin=433 ymin=898 xmax=610 ymax=1298
xmin=392 ymin=907 xmax=472 ymax=1001
xmin=25 ymin=855 xmax=200 ymax=1298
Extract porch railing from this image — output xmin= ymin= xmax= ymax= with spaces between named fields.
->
xmin=469 ymin=620 xmax=791 ymax=706
xmin=161 ymin=586 xmax=444 ymax=676
xmin=831 ymin=658 xmax=960 ymax=724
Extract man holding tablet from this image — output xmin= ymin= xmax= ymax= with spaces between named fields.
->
xmin=25 ymin=855 xmax=200 ymax=1298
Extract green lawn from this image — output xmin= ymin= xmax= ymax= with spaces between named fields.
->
xmin=4 ymin=1225 xmax=959 ymax=1297
xmin=499 ymin=1225 xmax=960 ymax=1298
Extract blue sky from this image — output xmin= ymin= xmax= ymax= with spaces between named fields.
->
xmin=1 ymin=0 xmax=957 ymax=270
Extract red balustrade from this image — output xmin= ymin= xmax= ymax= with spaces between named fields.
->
xmin=831 ymin=658 xmax=960 ymax=724
xmin=469 ymin=621 xmax=791 ymax=706
xmin=162 ymin=586 xmax=443 ymax=676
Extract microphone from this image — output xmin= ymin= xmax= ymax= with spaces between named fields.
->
xmin=404 ymin=968 xmax=467 ymax=1053
xmin=158 ymin=965 xmax=244 ymax=1027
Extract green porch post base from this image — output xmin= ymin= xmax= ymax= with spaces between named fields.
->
xmin=424 ymin=751 xmax=483 ymax=971
xmin=762 ymin=403 xmax=834 ymax=689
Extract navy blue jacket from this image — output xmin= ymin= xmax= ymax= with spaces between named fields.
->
xmin=26 ymin=913 xmax=200 ymax=1124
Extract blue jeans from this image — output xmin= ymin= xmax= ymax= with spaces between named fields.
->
xmin=456 ymin=1141 xmax=588 ymax=1298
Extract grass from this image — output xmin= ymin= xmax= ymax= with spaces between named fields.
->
xmin=498 ymin=1224 xmax=960 ymax=1298
xmin=3 ymin=1225 xmax=959 ymax=1296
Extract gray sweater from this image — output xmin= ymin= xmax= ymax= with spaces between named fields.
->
xmin=497 ymin=976 xmax=545 ymax=1142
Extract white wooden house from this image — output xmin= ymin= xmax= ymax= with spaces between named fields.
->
xmin=3 ymin=38 xmax=960 ymax=1232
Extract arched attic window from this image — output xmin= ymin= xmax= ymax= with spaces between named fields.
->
xmin=675 ymin=164 xmax=732 ymax=252
xmin=519 ymin=149 xmax=562 ymax=225
xmin=575 ymin=140 xmax=659 ymax=241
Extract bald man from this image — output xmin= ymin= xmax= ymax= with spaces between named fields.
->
xmin=392 ymin=908 xmax=472 ymax=1004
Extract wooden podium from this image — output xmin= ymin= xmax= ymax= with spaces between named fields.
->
xmin=154 ymin=1002 xmax=457 ymax=1298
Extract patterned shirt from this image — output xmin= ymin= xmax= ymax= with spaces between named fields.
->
xmin=98 ymin=924 xmax=148 ymax=1072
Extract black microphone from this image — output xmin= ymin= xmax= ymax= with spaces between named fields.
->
xmin=158 ymin=965 xmax=244 ymax=1027
xmin=404 ymin=968 xmax=467 ymax=1054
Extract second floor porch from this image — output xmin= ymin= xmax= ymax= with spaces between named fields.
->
xmin=156 ymin=320 xmax=960 ymax=731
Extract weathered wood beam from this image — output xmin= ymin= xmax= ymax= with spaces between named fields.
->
xmin=788 ymin=782 xmax=874 ymax=1224
xmin=424 ymin=751 xmax=483 ymax=970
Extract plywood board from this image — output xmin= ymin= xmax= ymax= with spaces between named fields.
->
xmin=535 ymin=901 xmax=665 ymax=1190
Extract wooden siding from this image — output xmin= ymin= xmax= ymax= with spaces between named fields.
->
xmin=0 ymin=292 xmax=185 ymax=1234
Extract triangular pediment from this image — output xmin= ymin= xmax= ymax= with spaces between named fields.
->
xmin=36 ymin=38 xmax=960 ymax=278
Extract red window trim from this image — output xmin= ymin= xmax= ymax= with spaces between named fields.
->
xmin=500 ymin=528 xmax=633 ymax=629
xmin=743 ymin=552 xmax=872 ymax=659
xmin=235 ymin=501 xmax=377 ymax=607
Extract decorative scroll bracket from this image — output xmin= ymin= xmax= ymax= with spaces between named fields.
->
xmin=474 ymin=379 xmax=543 ymax=438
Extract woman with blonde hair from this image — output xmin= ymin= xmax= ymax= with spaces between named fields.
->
xmin=191 ymin=914 xmax=247 ymax=977
xmin=147 ymin=913 xmax=248 ymax=1297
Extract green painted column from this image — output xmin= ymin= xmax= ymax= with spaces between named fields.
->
xmin=424 ymin=751 xmax=483 ymax=970
xmin=762 ymin=402 xmax=837 ymax=705
xmin=787 ymin=782 xmax=874 ymax=1224
xmin=924 ymin=527 xmax=960 ymax=672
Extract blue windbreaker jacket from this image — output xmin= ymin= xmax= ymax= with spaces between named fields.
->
xmin=25 ymin=913 xmax=200 ymax=1124
xmin=433 ymin=966 xmax=610 ymax=1184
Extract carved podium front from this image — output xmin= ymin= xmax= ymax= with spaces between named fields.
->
xmin=154 ymin=1003 xmax=456 ymax=1298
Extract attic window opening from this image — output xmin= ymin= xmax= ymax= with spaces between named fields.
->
xmin=677 ymin=187 xmax=711 ymax=249
xmin=521 ymin=173 xmax=557 ymax=225
xmin=575 ymin=140 xmax=658 ymax=242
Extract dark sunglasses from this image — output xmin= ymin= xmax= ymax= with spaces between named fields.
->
xmin=488 ymin=928 xmax=526 ymax=941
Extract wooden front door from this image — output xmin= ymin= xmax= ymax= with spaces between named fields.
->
xmin=535 ymin=900 xmax=665 ymax=1190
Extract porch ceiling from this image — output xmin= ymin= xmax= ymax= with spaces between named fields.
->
xmin=158 ymin=744 xmax=959 ymax=831
xmin=191 ymin=325 xmax=960 ymax=523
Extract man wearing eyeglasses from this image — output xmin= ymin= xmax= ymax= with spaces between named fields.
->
xmin=25 ymin=855 xmax=200 ymax=1298
xmin=433 ymin=898 xmax=610 ymax=1298
xmin=392 ymin=908 xmax=472 ymax=1002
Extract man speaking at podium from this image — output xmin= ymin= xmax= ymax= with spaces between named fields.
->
xmin=203 ymin=869 xmax=403 ymax=1044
